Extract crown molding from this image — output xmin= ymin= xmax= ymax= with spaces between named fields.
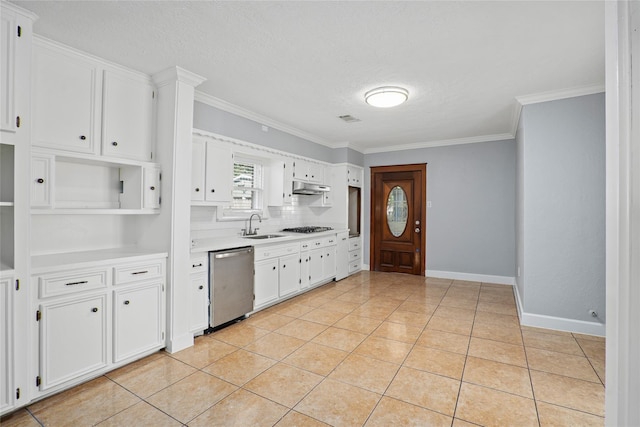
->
xmin=194 ymin=91 xmax=336 ymax=148
xmin=363 ymin=133 xmax=515 ymax=154
xmin=153 ymin=67 xmax=206 ymax=88
xmin=3 ymin=1 xmax=39 ymax=21
xmin=510 ymin=84 xmax=605 ymax=136
xmin=515 ymin=84 xmax=605 ymax=106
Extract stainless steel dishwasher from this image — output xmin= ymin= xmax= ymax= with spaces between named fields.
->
xmin=209 ymin=246 xmax=254 ymax=328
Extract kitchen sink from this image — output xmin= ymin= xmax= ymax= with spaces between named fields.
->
xmin=243 ymin=234 xmax=285 ymax=240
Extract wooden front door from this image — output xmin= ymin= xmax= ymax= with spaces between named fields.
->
xmin=371 ymin=164 xmax=426 ymax=275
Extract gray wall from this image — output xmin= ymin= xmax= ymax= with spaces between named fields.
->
xmin=517 ymin=93 xmax=605 ymax=323
xmin=193 ymin=101 xmax=363 ymax=166
xmin=364 ymin=140 xmax=517 ymax=278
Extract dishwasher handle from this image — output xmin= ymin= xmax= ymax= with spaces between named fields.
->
xmin=213 ymin=247 xmax=253 ymax=259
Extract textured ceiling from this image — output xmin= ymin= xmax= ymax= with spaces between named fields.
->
xmin=13 ymin=1 xmax=604 ymax=152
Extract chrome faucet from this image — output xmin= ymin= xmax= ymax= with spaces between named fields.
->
xmin=245 ymin=213 xmax=262 ymax=236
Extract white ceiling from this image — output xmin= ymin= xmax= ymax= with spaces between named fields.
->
xmin=13 ymin=1 xmax=604 ymax=153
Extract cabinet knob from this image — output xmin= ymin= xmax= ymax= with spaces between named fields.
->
xmin=91 ymin=307 xmax=98 ymax=313
xmin=150 ymin=186 xmax=155 ymax=190
xmin=36 ymin=178 xmax=44 ymax=184
xmin=272 ymin=266 xmax=276 ymax=270
xmin=195 ymin=188 xmax=200 ymax=192
xmin=283 ymin=264 xmax=286 ymax=269
xmin=123 ymin=300 xmax=130 ymax=305
xmin=211 ymin=189 xmax=215 ymax=193
xmin=112 ymin=141 xmax=118 ymax=146
xmin=199 ymin=285 xmax=204 ymax=290
xmin=79 ymin=135 xmax=86 ymax=140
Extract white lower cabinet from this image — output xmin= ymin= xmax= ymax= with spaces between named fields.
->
xmin=188 ymin=254 xmax=208 ymax=333
xmin=336 ymin=232 xmax=349 ymax=280
xmin=305 ymin=236 xmax=338 ymax=287
xmin=308 ymin=248 xmax=324 ymax=285
xmin=253 ymin=242 xmax=301 ymax=309
xmin=254 ymin=259 xmax=279 ymax=309
xmin=278 ymin=253 xmax=300 ymax=298
xmin=38 ymin=293 xmax=108 ymax=390
xmin=189 ymin=273 xmax=209 ymax=333
xmin=32 ymin=253 xmax=166 ymax=398
xmin=113 ymin=282 xmax=163 ymax=363
xmin=0 ymin=274 xmax=14 ymax=413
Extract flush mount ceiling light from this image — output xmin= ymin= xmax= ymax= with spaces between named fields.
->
xmin=364 ymin=86 xmax=409 ymax=108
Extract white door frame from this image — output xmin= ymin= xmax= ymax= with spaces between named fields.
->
xmin=605 ymin=1 xmax=640 ymax=425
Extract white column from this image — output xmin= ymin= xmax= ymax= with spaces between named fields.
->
xmin=145 ymin=67 xmax=205 ymax=353
xmin=605 ymin=1 xmax=640 ymax=425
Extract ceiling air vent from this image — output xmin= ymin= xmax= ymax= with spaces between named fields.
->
xmin=338 ymin=114 xmax=361 ymax=123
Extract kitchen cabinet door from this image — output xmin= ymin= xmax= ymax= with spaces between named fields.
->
xmin=0 ymin=275 xmax=13 ymax=413
xmin=191 ymin=139 xmax=206 ymax=201
xmin=0 ymin=11 xmax=17 ymax=134
xmin=299 ymin=251 xmax=310 ymax=290
xmin=254 ymin=259 xmax=278 ymax=309
xmin=308 ymin=163 xmax=323 ymax=183
xmin=143 ymin=166 xmax=161 ymax=210
xmin=336 ymin=232 xmax=349 ymax=281
xmin=267 ymin=159 xmax=293 ymax=206
xmin=323 ymin=246 xmax=337 ymax=280
xmin=32 ymin=43 xmax=99 ymax=154
xmin=31 ymin=154 xmax=53 ymax=208
xmin=279 ymin=253 xmax=300 ymax=298
xmin=308 ymin=248 xmax=324 ymax=286
xmin=38 ymin=294 xmax=108 ymax=390
xmin=113 ymin=283 xmax=164 ymax=363
xmin=189 ymin=273 xmax=209 ymax=333
xmin=205 ymin=142 xmax=232 ymax=204
xmin=101 ymin=71 xmax=154 ymax=162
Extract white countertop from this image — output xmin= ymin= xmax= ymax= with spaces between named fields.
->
xmin=32 ymin=247 xmax=168 ymax=274
xmin=191 ymin=229 xmax=349 ymax=253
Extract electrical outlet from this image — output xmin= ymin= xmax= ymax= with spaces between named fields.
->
xmin=517 ymin=267 xmax=521 ymax=277
xmin=261 ymin=125 xmax=269 ymax=132
xmin=427 ymin=201 xmax=432 ymax=208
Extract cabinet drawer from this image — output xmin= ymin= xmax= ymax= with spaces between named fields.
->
xmin=349 ymin=250 xmax=361 ymax=261
xmin=254 ymin=243 xmax=299 ymax=261
xmin=348 ymin=261 xmax=361 ymax=273
xmin=324 ymin=236 xmax=337 ymax=246
xmin=348 ymin=238 xmax=361 ymax=251
xmin=114 ymin=260 xmax=164 ymax=285
xmin=190 ymin=254 xmax=207 ymax=274
xmin=39 ymin=268 xmax=109 ymax=299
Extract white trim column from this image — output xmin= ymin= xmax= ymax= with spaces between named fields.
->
xmin=605 ymin=1 xmax=640 ymax=425
xmin=145 ymin=67 xmax=205 ymax=353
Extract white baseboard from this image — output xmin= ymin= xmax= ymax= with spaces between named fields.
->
xmin=363 ymin=264 xmax=370 ymax=271
xmin=513 ymin=282 xmax=605 ymax=337
xmin=165 ymin=333 xmax=194 ymax=354
xmin=426 ymin=269 xmax=515 ymax=285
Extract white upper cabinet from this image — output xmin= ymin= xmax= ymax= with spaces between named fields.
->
xmin=32 ymin=39 xmax=155 ymax=162
xmin=293 ymin=159 xmax=323 ymax=183
xmin=205 ymin=142 xmax=233 ymax=203
xmin=267 ymin=158 xmax=293 ymax=206
xmin=191 ymin=139 xmax=206 ymax=201
xmin=191 ymin=134 xmax=233 ymax=205
xmin=33 ymin=43 xmax=99 ymax=154
xmin=347 ymin=165 xmax=363 ymax=187
xmin=1 ymin=4 xmax=35 ymax=144
xmin=101 ymin=71 xmax=154 ymax=161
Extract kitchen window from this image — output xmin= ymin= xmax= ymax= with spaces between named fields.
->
xmin=222 ymin=156 xmax=264 ymax=217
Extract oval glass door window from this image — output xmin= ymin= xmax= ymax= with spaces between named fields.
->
xmin=387 ymin=186 xmax=408 ymax=237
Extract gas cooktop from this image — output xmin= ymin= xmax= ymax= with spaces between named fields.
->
xmin=281 ymin=226 xmax=334 ymax=233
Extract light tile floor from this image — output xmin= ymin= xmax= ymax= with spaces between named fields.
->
xmin=2 ymin=271 xmax=606 ymax=426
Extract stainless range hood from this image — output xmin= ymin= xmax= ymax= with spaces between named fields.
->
xmin=292 ymin=181 xmax=331 ymax=195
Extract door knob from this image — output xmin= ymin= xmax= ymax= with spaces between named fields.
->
xmin=415 ymin=228 xmax=420 ymax=233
